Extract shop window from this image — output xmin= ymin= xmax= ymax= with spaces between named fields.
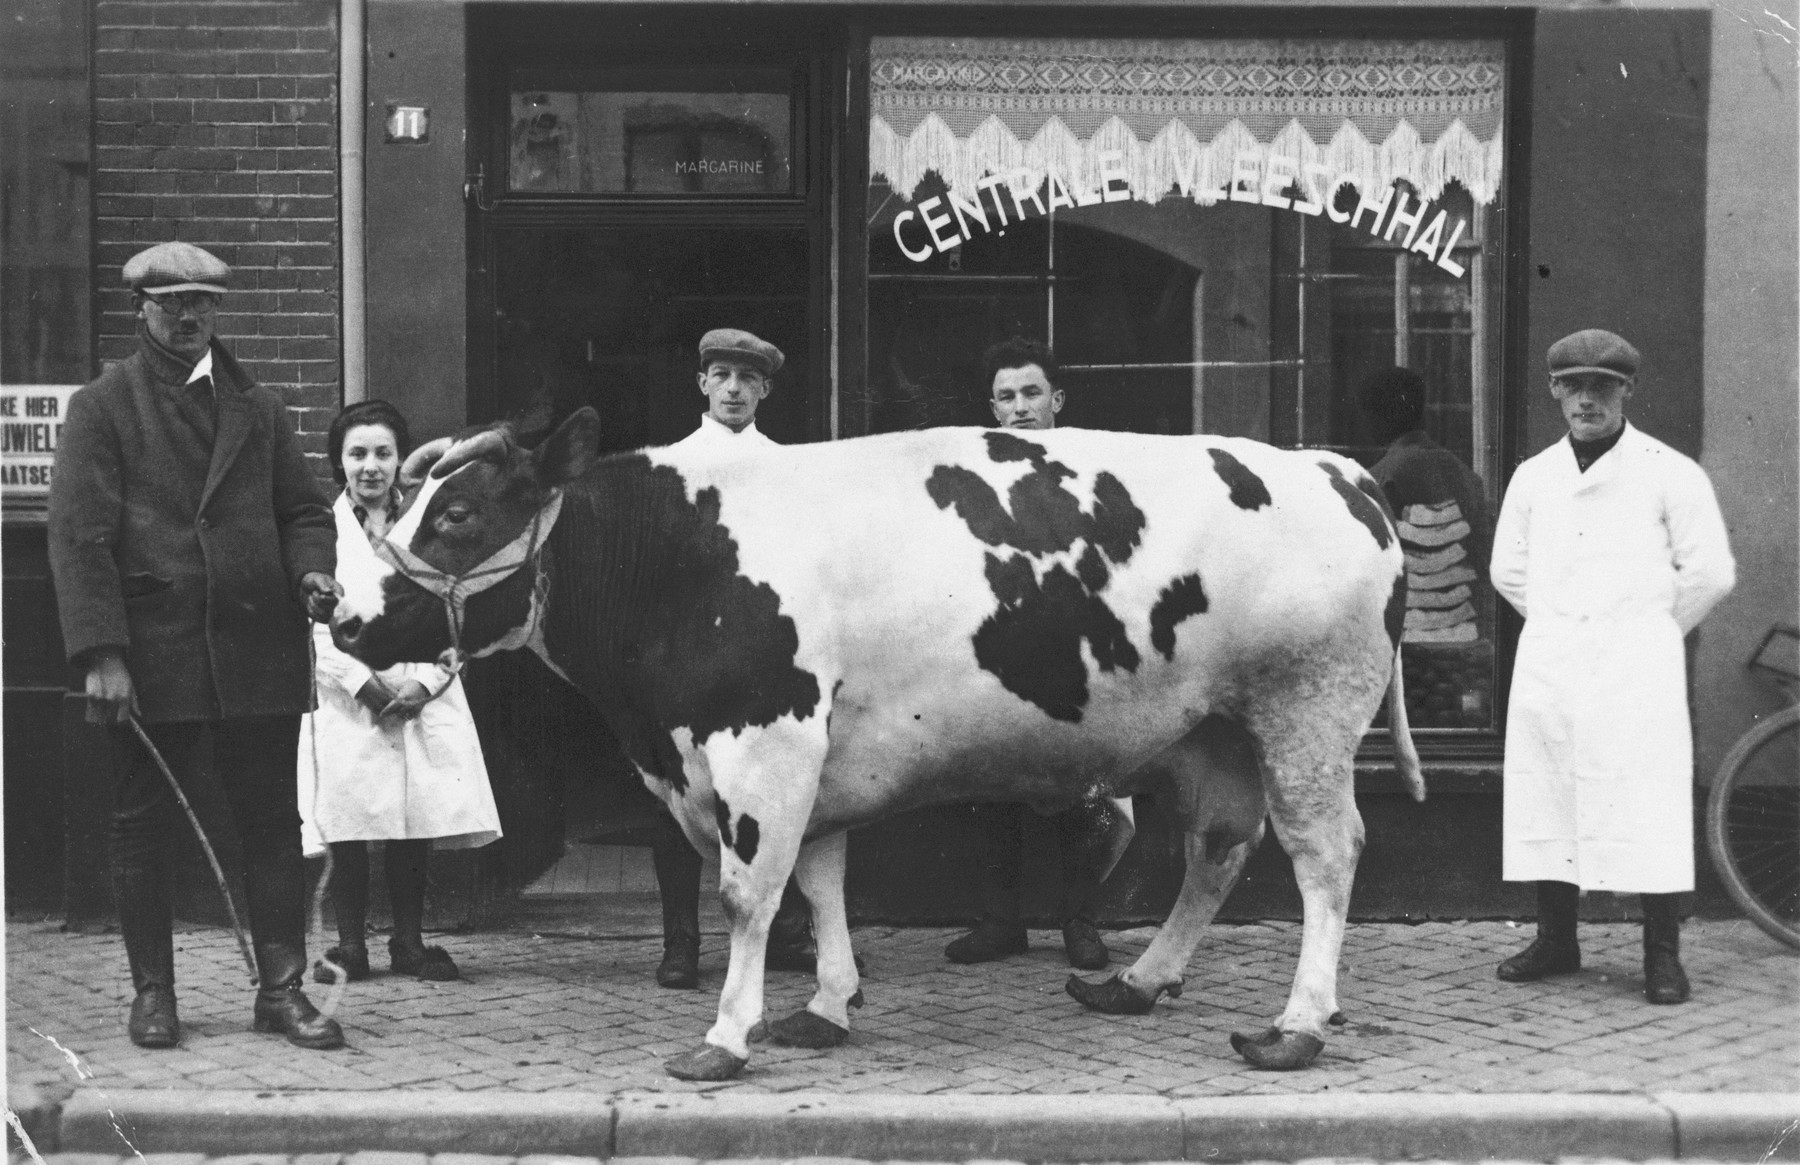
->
xmin=507 ymin=68 xmax=797 ymax=196
xmin=864 ymin=35 xmax=1508 ymax=734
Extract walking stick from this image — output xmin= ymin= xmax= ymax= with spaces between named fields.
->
xmin=127 ymin=717 xmax=260 ymax=986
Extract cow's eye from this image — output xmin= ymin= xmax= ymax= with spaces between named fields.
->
xmin=442 ymin=506 xmax=472 ymax=525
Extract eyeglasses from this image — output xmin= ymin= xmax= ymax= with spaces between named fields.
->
xmin=145 ymin=291 xmax=221 ymax=317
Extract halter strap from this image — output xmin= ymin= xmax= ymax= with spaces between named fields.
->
xmin=375 ymin=488 xmax=564 ymax=671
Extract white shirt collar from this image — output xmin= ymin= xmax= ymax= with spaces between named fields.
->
xmin=698 ymin=413 xmax=758 ymax=438
xmin=185 ymin=348 xmax=214 ymax=385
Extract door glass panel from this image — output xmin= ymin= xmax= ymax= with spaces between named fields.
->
xmin=509 ymin=69 xmax=794 ymax=195
xmin=490 ymin=227 xmax=809 ymax=452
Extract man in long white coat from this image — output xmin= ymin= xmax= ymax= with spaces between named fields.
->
xmin=651 ymin=328 xmax=818 ymax=988
xmin=1490 ymin=328 xmax=1736 ymax=1004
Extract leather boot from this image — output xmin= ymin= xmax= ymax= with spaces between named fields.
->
xmin=253 ymin=943 xmax=346 ymax=1050
xmin=1498 ymin=880 xmax=1582 ymax=981
xmin=113 ymin=835 xmax=180 ymax=1047
xmin=1056 ymin=804 xmax=1111 ymax=971
xmin=653 ymin=818 xmax=703 ymax=989
xmin=765 ymin=880 xmax=818 ymax=972
xmin=1641 ymin=893 xmax=1691 ymax=1004
xmin=244 ymin=835 xmax=343 ymax=1049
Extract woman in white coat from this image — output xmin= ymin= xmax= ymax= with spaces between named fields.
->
xmin=1490 ymin=329 xmax=1735 ymax=1004
xmin=299 ymin=401 xmax=501 ymax=982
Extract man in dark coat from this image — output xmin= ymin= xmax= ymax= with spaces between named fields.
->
xmin=49 ymin=241 xmax=346 ymax=1050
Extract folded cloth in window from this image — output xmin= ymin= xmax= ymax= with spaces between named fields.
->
xmin=1407 ymin=583 xmax=1473 ymax=610
xmin=1401 ymin=500 xmax=1462 ymax=525
xmin=1405 ymin=622 xmax=1480 ymax=644
xmin=1406 ymin=602 xmax=1477 ymax=632
xmin=1405 ymin=543 xmax=1468 ymax=574
xmin=1409 ymin=564 xmax=1478 ymax=590
xmin=1398 ymin=515 xmax=1473 ymax=548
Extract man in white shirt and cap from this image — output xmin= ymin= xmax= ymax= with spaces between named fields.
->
xmin=671 ymin=328 xmax=783 ymax=452
xmin=652 ymin=327 xmax=822 ymax=987
xmin=1490 ymin=328 xmax=1736 ymax=1004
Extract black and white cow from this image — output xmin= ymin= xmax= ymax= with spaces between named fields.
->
xmin=331 ymin=408 xmax=1423 ymax=1080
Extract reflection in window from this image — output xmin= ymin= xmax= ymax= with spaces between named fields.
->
xmin=509 ymin=87 xmax=792 ymax=195
xmin=866 ymin=171 xmax=1502 ymax=731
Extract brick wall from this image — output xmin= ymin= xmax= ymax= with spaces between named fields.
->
xmin=92 ymin=0 xmax=340 ymax=471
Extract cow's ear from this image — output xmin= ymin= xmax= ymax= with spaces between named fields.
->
xmin=534 ymin=407 xmax=602 ymax=486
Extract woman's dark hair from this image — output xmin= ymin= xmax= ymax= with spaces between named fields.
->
xmin=982 ymin=337 xmax=1059 ymax=390
xmin=327 ymin=399 xmax=411 ymax=485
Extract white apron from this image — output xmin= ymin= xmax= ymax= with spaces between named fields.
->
xmin=297 ymin=493 xmax=502 ymax=856
xmin=1490 ymin=425 xmax=1734 ymax=892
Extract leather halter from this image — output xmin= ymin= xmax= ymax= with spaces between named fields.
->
xmin=373 ymin=468 xmax=564 ymax=669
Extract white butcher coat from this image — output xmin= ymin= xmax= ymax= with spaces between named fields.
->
xmin=1490 ymin=423 xmax=1734 ymax=892
xmin=297 ymin=492 xmax=502 ymax=857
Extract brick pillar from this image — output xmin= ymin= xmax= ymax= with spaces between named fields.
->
xmin=92 ymin=0 xmax=342 ymax=473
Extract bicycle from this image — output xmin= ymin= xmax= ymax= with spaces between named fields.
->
xmin=1704 ymin=623 xmax=1800 ymax=949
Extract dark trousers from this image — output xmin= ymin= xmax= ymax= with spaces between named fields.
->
xmin=110 ymin=715 xmax=310 ymax=993
xmin=969 ymin=801 xmax=1107 ymax=926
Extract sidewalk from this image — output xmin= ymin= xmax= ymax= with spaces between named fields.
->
xmin=7 ymin=904 xmax=1798 ymax=1159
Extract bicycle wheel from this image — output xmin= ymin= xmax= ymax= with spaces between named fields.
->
xmin=1706 ymin=704 xmax=1800 ymax=948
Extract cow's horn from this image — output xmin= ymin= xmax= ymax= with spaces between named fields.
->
xmin=430 ymin=429 xmax=509 ymax=479
xmin=399 ymin=436 xmax=454 ymax=485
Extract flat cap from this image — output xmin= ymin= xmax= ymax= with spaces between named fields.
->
xmin=698 ymin=328 xmax=783 ymax=377
xmin=1548 ymin=328 xmax=1638 ymax=381
xmin=124 ymin=241 xmax=231 ymax=295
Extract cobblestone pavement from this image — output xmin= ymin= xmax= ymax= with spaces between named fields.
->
xmin=8 ymin=915 xmax=1796 ymax=1100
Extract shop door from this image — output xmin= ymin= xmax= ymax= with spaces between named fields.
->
xmin=485 ymin=225 xmax=812 ymax=452
xmin=463 ymin=9 xmax=838 ymax=894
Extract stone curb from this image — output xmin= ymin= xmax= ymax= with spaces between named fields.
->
xmin=38 ymin=1088 xmax=1800 ymax=1161
xmin=57 ymin=1092 xmax=613 ymax=1156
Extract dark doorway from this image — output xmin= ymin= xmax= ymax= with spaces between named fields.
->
xmin=489 ymin=225 xmax=812 ymax=452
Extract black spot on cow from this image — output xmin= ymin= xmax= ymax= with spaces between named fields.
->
xmin=973 ymin=556 xmax=1140 ymax=722
xmin=1149 ymin=573 xmax=1210 ymax=661
xmin=928 ymin=433 xmax=1148 ymax=723
xmin=1208 ymin=448 xmax=1272 ymax=510
xmin=1076 ymin=545 xmax=1109 ymax=591
xmin=539 ymin=456 xmax=822 ymax=796
xmin=1318 ymin=460 xmax=1395 ymax=550
xmin=711 ymin=796 xmax=760 ymax=866
xmin=1385 ymin=571 xmax=1407 ymax=651
xmin=733 ymin=813 xmax=760 ymax=866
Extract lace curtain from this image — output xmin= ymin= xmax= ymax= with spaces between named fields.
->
xmin=870 ymin=37 xmax=1507 ymax=206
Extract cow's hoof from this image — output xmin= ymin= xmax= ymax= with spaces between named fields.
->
xmin=664 ymin=1044 xmax=748 ymax=1081
xmin=1229 ymin=1026 xmax=1326 ymax=1071
xmin=1064 ymin=973 xmax=1171 ymax=1015
xmin=768 ymin=1009 xmax=849 ymax=1049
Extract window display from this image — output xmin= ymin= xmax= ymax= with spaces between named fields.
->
xmin=509 ymin=69 xmax=795 ymax=195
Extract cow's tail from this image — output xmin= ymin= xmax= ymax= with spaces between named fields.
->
xmin=1388 ymin=646 xmax=1426 ymax=802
